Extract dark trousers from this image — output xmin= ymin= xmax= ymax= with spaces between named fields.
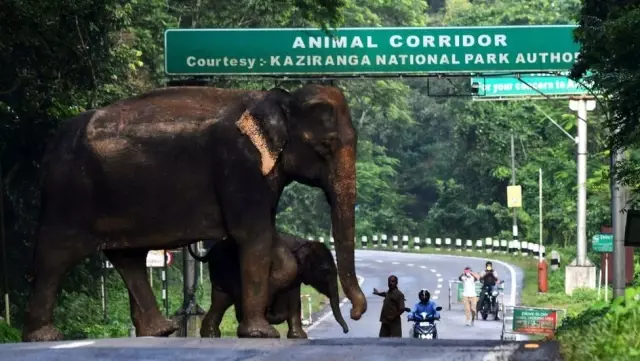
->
xmin=379 ymin=319 xmax=402 ymax=337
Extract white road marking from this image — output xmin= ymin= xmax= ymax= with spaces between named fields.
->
xmin=407 ymin=263 xmax=414 ymax=267
xmin=392 ymin=261 xmax=399 ymax=265
xmin=430 ymin=269 xmax=437 ymax=273
xmin=432 ymin=296 xmax=439 ymax=300
xmin=437 ymin=284 xmax=442 ymax=288
xmin=420 ymin=266 xmax=427 ymax=269
xmin=436 ymin=273 xmax=442 ymax=277
xmin=437 ymin=278 xmax=443 ymax=283
xmin=50 ymin=341 xmax=95 ymax=349
xmin=376 ymin=260 xmax=383 ymax=263
xmin=305 ymin=276 xmax=365 ymax=332
xmin=434 ymin=290 xmax=440 ymax=294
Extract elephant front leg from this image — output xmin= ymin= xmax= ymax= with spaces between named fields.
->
xmin=201 ymin=288 xmax=233 ymax=338
xmin=234 ymin=234 xmax=280 ymax=338
xmin=104 ymin=249 xmax=178 ymax=337
xmin=285 ymin=287 xmax=308 ymax=339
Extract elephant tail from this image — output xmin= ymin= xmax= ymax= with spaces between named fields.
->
xmin=187 ymin=242 xmax=211 ymax=262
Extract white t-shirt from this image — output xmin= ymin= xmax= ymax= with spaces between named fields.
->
xmin=460 ymin=274 xmax=477 ymax=297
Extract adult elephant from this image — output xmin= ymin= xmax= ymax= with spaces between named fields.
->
xmin=22 ymin=84 xmax=367 ymax=342
xmin=190 ymin=233 xmax=348 ymax=339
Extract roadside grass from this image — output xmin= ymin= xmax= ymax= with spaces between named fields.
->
xmin=214 ymin=284 xmax=329 ymax=338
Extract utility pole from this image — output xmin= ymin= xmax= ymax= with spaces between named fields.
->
xmin=611 ymin=146 xmax=627 ymax=299
xmin=539 ymin=168 xmax=543 ymax=260
xmin=0 ymin=161 xmax=9 ymax=325
xmin=511 ymin=133 xmax=518 ymax=244
xmin=565 ymin=97 xmax=597 ymax=295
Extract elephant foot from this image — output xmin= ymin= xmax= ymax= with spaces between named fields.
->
xmin=23 ymin=324 xmax=64 ymax=342
xmin=237 ymin=319 xmax=280 ymax=338
xmin=286 ymin=328 xmax=308 ymax=339
xmin=201 ymin=326 xmax=221 ymax=338
xmin=137 ymin=317 xmax=179 ymax=337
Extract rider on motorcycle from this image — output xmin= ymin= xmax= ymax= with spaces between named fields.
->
xmin=408 ymin=289 xmax=440 ymax=321
xmin=478 ymin=262 xmax=500 ymax=321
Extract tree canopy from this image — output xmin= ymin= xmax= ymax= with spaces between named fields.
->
xmin=0 ymin=0 xmax=615 ymax=333
xmin=572 ymin=0 xmax=640 ymax=197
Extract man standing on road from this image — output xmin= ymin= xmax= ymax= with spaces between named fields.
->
xmin=459 ymin=267 xmax=479 ymax=326
xmin=373 ymin=275 xmax=406 ymax=337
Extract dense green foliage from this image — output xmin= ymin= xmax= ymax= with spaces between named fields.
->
xmin=572 ymin=0 xmax=640 ymax=199
xmin=0 ymin=0 xmax=629 ymax=348
xmin=556 ymin=286 xmax=640 ymax=360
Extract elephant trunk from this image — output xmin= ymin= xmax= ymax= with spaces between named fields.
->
xmin=327 ymin=144 xmax=367 ymax=320
xmin=328 ymin=276 xmax=349 ymax=333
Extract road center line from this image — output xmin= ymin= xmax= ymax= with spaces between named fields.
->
xmin=50 ymin=341 xmax=95 ymax=349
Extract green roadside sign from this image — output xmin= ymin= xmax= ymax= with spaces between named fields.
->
xmin=470 ymin=72 xmax=594 ymax=99
xmin=592 ymin=234 xmax=613 ymax=253
xmin=164 ymin=25 xmax=580 ymax=76
xmin=512 ymin=307 xmax=558 ymax=337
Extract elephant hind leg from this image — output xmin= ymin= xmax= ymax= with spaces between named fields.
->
xmin=285 ymin=287 xmax=308 ymax=339
xmin=104 ymin=249 xmax=178 ymax=337
xmin=22 ymin=230 xmax=94 ymax=342
xmin=200 ymin=288 xmax=232 ymax=338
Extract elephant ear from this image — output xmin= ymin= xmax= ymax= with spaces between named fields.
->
xmin=235 ymin=88 xmax=291 ymax=176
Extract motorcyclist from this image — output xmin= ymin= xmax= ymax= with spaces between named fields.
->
xmin=408 ymin=289 xmax=440 ymax=337
xmin=477 ymin=261 xmax=500 ymax=321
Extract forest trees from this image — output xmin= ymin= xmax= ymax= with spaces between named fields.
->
xmin=572 ymin=0 xmax=640 ymax=199
xmin=0 ymin=0 xmax=614 ymax=330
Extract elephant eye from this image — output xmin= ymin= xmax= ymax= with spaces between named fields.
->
xmin=316 ymin=139 xmax=335 ymax=158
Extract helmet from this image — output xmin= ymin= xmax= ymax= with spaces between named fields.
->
xmin=418 ymin=289 xmax=430 ymax=302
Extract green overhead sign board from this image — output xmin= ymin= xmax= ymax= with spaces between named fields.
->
xmin=164 ymin=25 xmax=580 ymax=76
xmin=470 ymin=72 xmax=593 ymax=98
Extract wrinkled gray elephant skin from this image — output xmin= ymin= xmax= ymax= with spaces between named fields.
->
xmin=22 ymin=84 xmax=366 ymax=342
xmin=189 ymin=233 xmax=348 ymax=339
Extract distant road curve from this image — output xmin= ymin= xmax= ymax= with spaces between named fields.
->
xmin=305 ymin=249 xmax=524 ymax=340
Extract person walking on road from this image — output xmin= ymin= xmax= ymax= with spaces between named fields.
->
xmin=373 ymin=275 xmax=406 ymax=337
xmin=459 ymin=266 xmax=480 ymax=326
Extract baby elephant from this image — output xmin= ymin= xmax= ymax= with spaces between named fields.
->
xmin=189 ymin=233 xmax=349 ymax=339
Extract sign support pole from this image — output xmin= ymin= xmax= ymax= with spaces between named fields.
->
xmin=604 ymin=254 xmax=609 ymax=301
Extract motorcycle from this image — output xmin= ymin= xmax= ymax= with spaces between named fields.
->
xmin=404 ymin=306 xmax=442 ymax=339
xmin=478 ymin=280 xmax=504 ymax=320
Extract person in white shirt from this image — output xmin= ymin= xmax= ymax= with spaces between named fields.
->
xmin=459 ymin=266 xmax=480 ymax=326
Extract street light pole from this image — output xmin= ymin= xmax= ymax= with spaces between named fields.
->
xmin=511 ymin=133 xmax=518 ymax=242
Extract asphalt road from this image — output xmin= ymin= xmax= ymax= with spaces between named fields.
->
xmin=306 ymin=249 xmax=525 ymax=340
xmin=0 ymin=337 xmax=561 ymax=361
xmin=0 ymin=249 xmax=541 ymax=361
